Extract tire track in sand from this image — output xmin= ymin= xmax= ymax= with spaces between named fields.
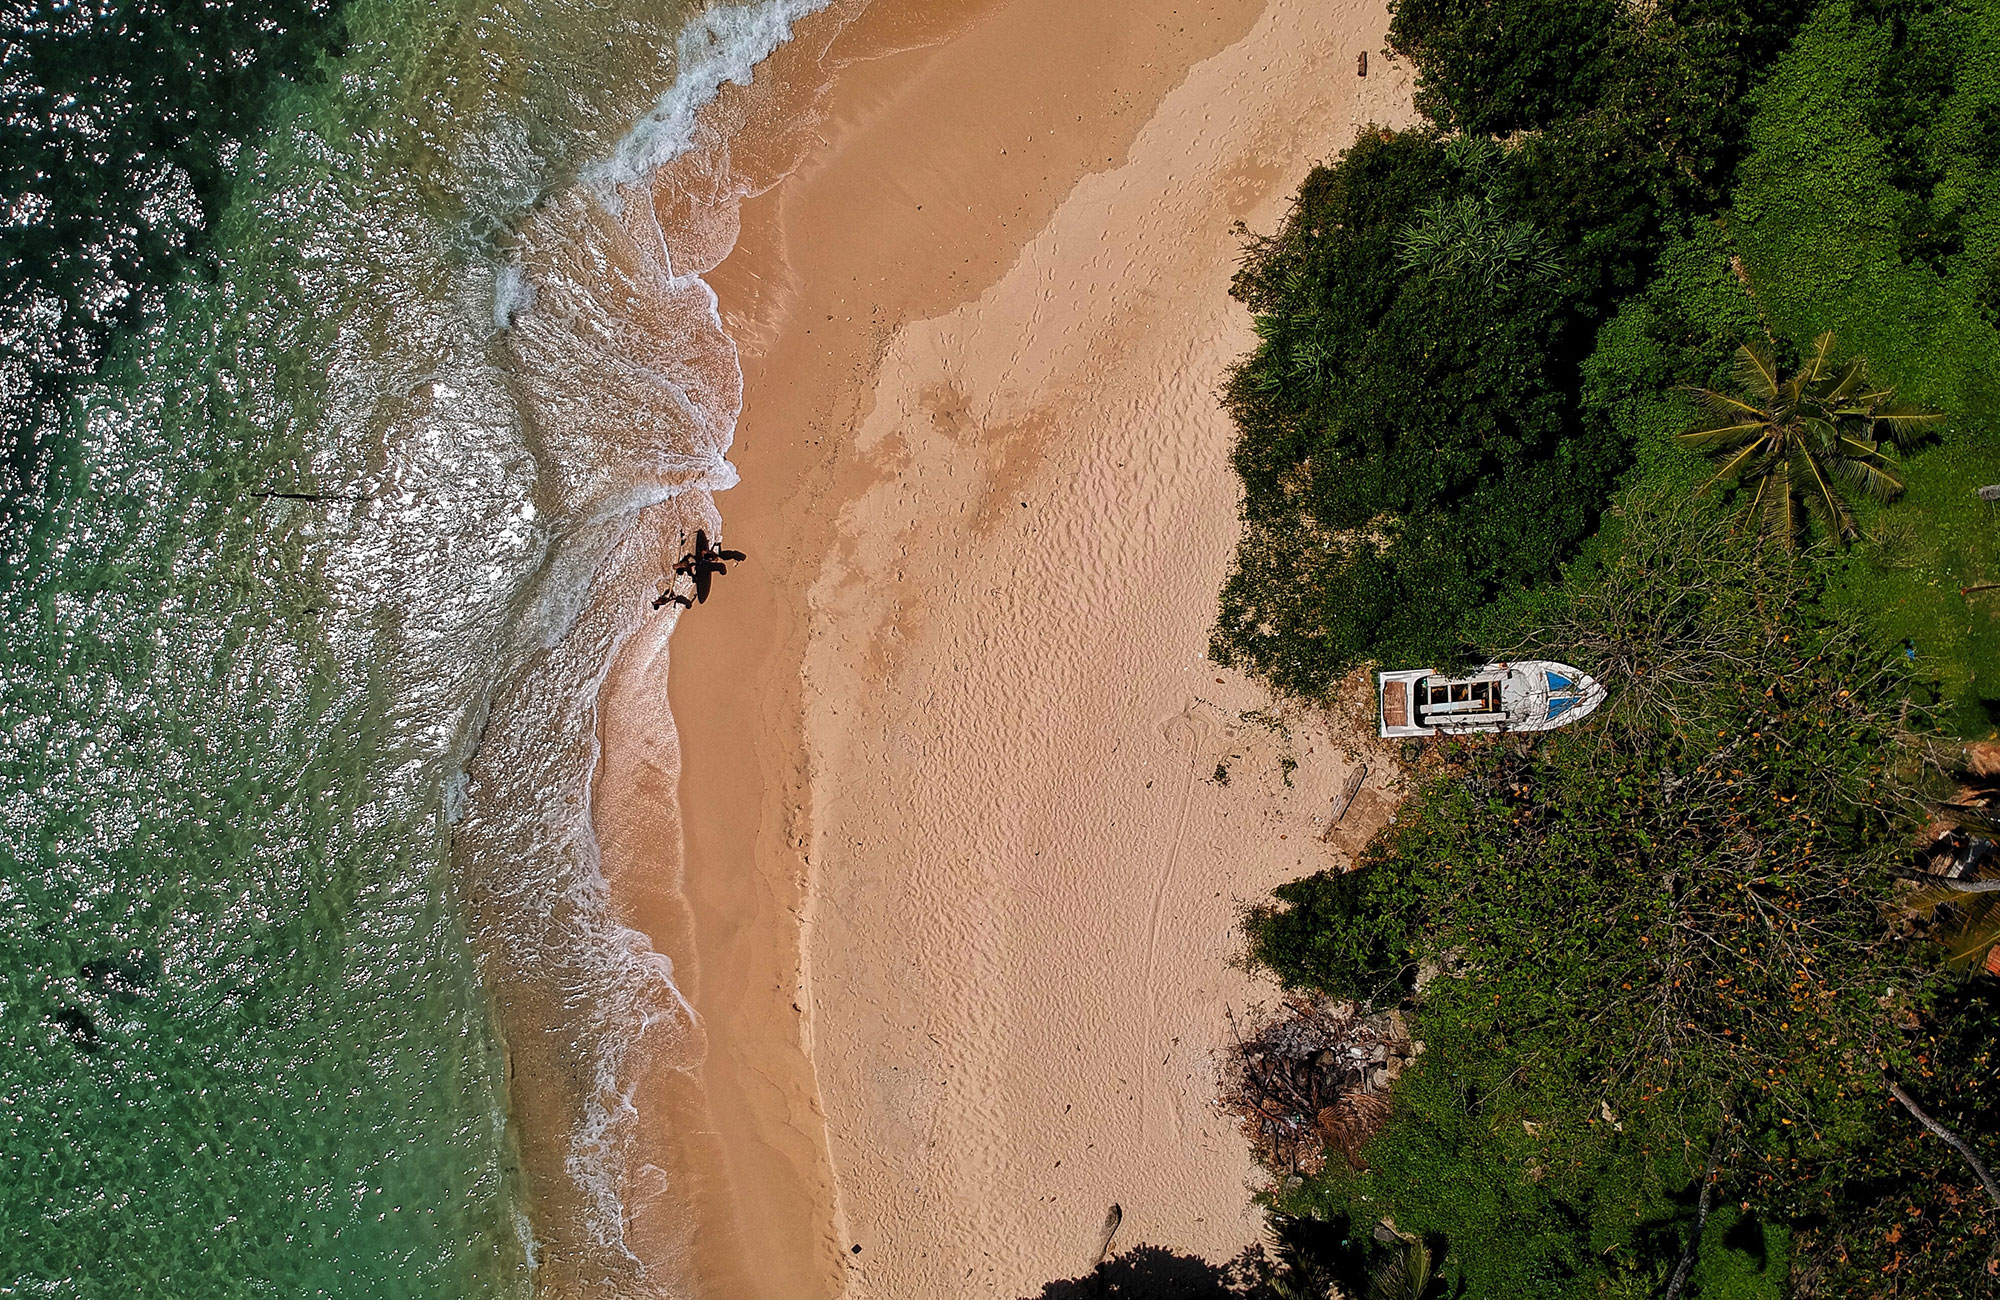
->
xmin=1142 ymin=706 xmax=1209 ymax=1131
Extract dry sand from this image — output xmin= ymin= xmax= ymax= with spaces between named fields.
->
xmin=591 ymin=1 xmax=1417 ymax=1296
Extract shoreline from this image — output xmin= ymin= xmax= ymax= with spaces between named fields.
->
xmin=590 ymin=1 xmax=1414 ymax=1295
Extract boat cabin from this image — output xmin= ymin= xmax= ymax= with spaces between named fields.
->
xmin=1378 ymin=660 xmax=1604 ymax=738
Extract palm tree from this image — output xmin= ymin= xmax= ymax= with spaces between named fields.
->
xmin=1679 ymin=332 xmax=1940 ymax=549
xmin=1364 ymin=1237 xmax=1435 ymax=1300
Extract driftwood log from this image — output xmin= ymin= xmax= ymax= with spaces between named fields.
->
xmin=1321 ymin=764 xmax=1369 ymax=842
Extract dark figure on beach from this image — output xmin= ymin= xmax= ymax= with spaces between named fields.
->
xmin=664 ymin=529 xmax=746 ymax=606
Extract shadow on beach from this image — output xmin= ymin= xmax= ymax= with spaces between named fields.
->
xmin=1022 ymin=1244 xmax=1254 ymax=1300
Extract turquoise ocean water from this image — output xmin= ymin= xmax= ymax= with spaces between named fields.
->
xmin=0 ymin=0 xmax=828 ymax=1293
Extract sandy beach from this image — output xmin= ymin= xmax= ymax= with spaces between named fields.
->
xmin=589 ymin=1 xmax=1416 ymax=1296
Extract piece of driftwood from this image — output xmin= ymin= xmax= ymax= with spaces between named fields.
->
xmin=1358 ymin=50 xmax=1368 ymax=77
xmin=1321 ymin=764 xmax=1369 ymax=841
xmin=1092 ymin=1204 xmax=1122 ymax=1268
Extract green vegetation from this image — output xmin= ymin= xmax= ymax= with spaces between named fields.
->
xmin=1578 ymin=0 xmax=2000 ymax=731
xmin=1213 ymin=1 xmax=2000 ymax=1295
xmin=1213 ymin=1 xmax=1813 ymax=692
xmin=1249 ymin=503 xmax=1999 ymax=1296
xmin=1680 ymin=333 xmax=1938 ymax=548
xmin=1730 ymin=0 xmax=2000 ymax=733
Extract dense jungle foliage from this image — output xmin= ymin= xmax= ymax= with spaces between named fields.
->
xmin=1214 ymin=0 xmax=1812 ymax=692
xmin=1252 ymin=503 xmax=1999 ymax=1296
xmin=1218 ymin=1 xmax=2000 ymax=1296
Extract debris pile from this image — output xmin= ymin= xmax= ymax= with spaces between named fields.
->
xmin=1222 ymin=997 xmax=1421 ymax=1175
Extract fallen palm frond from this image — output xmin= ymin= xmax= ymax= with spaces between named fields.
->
xmin=1223 ymin=997 xmax=1417 ymax=1175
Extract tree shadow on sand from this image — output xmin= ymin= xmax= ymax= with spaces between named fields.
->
xmin=1022 ymin=1244 xmax=1258 ymax=1300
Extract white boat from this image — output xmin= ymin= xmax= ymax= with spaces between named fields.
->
xmin=1377 ymin=660 xmax=1605 ymax=738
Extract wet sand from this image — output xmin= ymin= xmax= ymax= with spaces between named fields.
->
xmin=590 ymin=1 xmax=1414 ymax=1296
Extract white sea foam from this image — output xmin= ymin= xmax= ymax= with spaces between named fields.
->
xmin=514 ymin=1203 xmax=542 ymax=1273
xmin=563 ymin=914 xmax=698 ymax=1264
xmin=585 ymin=0 xmax=835 ymax=201
xmin=493 ymin=261 xmax=537 ymax=330
xmin=465 ymin=0 xmax=833 ymax=1284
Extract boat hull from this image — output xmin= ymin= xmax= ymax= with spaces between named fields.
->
xmin=1378 ymin=660 xmax=1605 ymax=738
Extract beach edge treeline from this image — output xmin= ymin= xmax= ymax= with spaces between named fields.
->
xmin=1210 ymin=1 xmax=2000 ymax=1297
xmin=1212 ymin=0 xmax=1805 ymax=693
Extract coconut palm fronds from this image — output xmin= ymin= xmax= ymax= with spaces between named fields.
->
xmin=1679 ymin=332 xmax=1941 ymax=549
xmin=1366 ymin=1237 xmax=1435 ymax=1300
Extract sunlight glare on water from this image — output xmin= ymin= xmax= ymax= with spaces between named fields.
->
xmin=0 ymin=0 xmax=830 ymax=1293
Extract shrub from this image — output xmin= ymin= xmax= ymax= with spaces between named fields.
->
xmin=1387 ymin=0 xmax=1620 ymax=137
xmin=1214 ymin=133 xmax=1616 ymax=690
